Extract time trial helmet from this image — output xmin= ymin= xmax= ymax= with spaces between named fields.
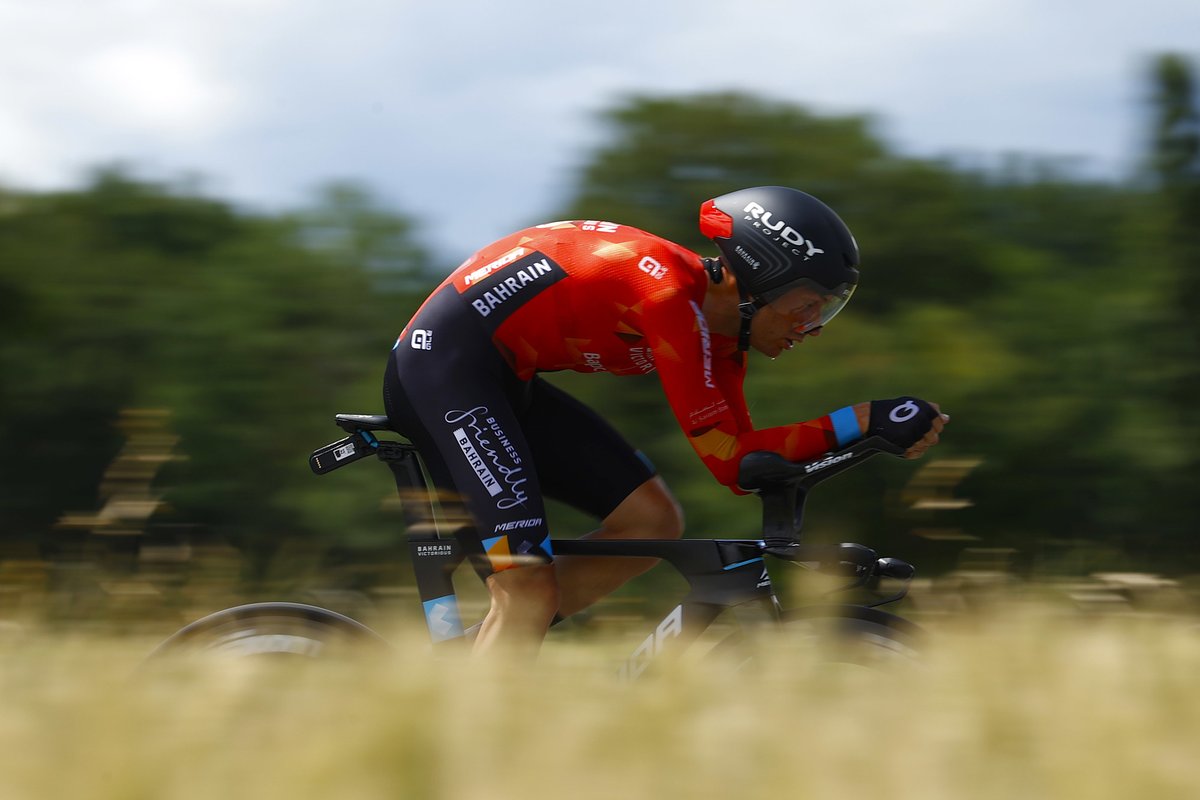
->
xmin=699 ymin=186 xmax=860 ymax=330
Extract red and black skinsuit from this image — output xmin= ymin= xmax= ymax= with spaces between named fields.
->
xmin=384 ymin=220 xmax=847 ymax=574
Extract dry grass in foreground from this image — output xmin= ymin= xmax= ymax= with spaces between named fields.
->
xmin=0 ymin=610 xmax=1198 ymax=800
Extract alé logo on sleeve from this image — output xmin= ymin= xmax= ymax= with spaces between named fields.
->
xmin=638 ymin=256 xmax=668 ymax=280
xmin=410 ymin=329 xmax=433 ymax=350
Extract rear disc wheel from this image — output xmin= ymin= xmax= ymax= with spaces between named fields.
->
xmin=146 ymin=602 xmax=392 ymax=661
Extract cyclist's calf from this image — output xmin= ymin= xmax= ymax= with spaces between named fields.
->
xmin=474 ymin=477 xmax=683 ymax=656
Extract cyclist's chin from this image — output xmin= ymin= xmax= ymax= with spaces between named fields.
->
xmin=753 ymin=340 xmax=787 ymax=359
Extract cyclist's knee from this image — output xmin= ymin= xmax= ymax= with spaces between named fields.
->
xmin=485 ymin=562 xmax=560 ymax=615
xmin=608 ymin=476 xmax=685 ymax=540
xmin=648 ymin=484 xmax=685 ymax=540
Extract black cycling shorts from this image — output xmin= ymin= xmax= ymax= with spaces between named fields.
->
xmin=383 ymin=284 xmax=656 ymax=576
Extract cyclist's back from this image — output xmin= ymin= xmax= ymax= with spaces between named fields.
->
xmin=443 ymin=219 xmax=707 ymax=379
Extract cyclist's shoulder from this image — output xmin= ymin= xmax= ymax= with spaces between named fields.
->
xmin=503 ymin=220 xmax=697 ymax=260
xmin=456 ymin=221 xmax=703 ymax=298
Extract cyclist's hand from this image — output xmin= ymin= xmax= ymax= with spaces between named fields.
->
xmin=859 ymin=397 xmax=948 ymax=459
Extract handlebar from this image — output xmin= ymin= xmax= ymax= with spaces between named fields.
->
xmin=737 ymin=436 xmax=905 ymax=545
xmin=736 ymin=436 xmax=905 ymax=493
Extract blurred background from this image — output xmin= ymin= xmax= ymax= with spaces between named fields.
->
xmin=2 ymin=1 xmax=1198 ymax=631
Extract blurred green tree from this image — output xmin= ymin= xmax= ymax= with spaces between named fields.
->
xmin=0 ymin=169 xmax=435 ymax=590
xmin=1149 ymin=55 xmax=1200 ymax=436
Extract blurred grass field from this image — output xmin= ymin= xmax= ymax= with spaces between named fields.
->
xmin=1 ymin=609 xmax=1198 ymax=800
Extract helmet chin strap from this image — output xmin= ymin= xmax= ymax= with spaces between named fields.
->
xmin=737 ymin=290 xmax=763 ymax=352
xmin=705 ymin=256 xmax=761 ymax=352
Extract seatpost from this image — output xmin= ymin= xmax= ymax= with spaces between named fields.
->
xmin=377 ymin=442 xmax=434 ymax=537
xmin=376 ymin=441 xmax=469 ymax=646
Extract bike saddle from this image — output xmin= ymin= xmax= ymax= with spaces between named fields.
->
xmin=335 ymin=413 xmax=393 ymax=433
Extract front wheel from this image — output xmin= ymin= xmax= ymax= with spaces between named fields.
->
xmin=707 ymin=604 xmax=923 ymax=672
xmin=146 ymin=602 xmax=392 ymax=661
xmin=778 ymin=604 xmax=924 ymax=668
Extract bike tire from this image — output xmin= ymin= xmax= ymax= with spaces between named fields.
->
xmin=778 ymin=604 xmax=924 ymax=667
xmin=146 ymin=602 xmax=392 ymax=661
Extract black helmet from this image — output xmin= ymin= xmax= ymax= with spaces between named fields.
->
xmin=699 ymin=186 xmax=860 ymax=335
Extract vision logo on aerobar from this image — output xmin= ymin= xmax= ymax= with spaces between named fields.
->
xmin=460 ymin=250 xmax=567 ymax=330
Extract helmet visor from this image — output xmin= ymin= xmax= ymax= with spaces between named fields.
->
xmin=761 ymin=278 xmax=856 ymax=333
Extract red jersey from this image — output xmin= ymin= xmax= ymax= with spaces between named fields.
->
xmin=418 ymin=220 xmax=845 ymax=490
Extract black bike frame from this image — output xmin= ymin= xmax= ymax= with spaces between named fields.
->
xmin=407 ymin=527 xmax=778 ymax=678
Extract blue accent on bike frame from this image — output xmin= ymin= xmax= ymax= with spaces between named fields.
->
xmin=481 ymin=535 xmax=503 ymax=553
xmin=540 ymin=534 xmax=553 ymax=557
xmin=830 ymin=406 xmax=862 ymax=448
xmin=723 ymin=557 xmax=764 ymax=571
xmin=361 ymin=431 xmax=379 ymax=449
xmin=422 ymin=595 xmax=464 ymax=642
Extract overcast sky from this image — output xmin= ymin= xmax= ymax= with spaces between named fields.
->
xmin=2 ymin=0 xmax=1197 ymax=259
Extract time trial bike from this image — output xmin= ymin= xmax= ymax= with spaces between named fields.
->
xmin=149 ymin=413 xmax=925 ymax=676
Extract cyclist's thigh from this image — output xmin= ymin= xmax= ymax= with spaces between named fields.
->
xmin=520 ymin=377 xmax=656 ymax=521
xmin=384 ymin=288 xmax=551 ymax=575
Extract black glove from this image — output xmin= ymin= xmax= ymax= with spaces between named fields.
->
xmin=868 ymin=397 xmax=939 ymax=450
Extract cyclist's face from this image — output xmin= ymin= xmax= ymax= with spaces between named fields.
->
xmin=750 ymin=286 xmax=828 ymax=358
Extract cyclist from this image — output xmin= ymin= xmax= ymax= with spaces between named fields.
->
xmin=383 ymin=186 xmax=947 ymax=657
